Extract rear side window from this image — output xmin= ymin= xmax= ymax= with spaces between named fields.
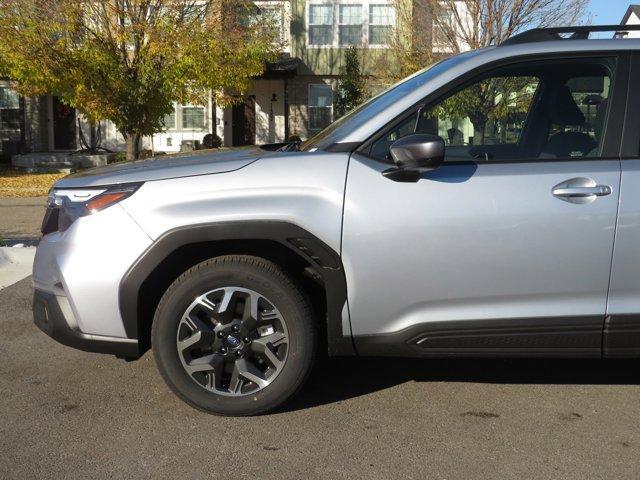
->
xmin=369 ymin=57 xmax=616 ymax=163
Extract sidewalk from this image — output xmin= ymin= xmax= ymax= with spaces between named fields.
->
xmin=0 ymin=196 xmax=46 ymax=239
xmin=0 ymin=247 xmax=35 ymax=289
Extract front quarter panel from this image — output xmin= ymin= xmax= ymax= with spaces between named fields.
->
xmin=121 ymin=152 xmax=350 ymax=258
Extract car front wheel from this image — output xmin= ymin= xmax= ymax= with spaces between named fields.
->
xmin=151 ymin=255 xmax=316 ymax=416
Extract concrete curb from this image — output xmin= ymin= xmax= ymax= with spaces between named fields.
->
xmin=0 ymin=248 xmax=9 ymax=269
xmin=0 ymin=246 xmax=36 ymax=289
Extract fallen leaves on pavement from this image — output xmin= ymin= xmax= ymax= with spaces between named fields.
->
xmin=0 ymin=170 xmax=66 ymax=197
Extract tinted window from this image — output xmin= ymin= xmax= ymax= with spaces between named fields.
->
xmin=370 ymin=58 xmax=615 ymax=162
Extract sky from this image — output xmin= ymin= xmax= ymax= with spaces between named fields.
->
xmin=588 ymin=0 xmax=633 ymax=25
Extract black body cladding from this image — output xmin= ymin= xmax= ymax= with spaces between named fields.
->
xmin=118 ymin=221 xmax=354 ymax=356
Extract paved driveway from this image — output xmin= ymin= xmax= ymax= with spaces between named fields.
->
xmin=0 ymin=196 xmax=45 ymax=239
xmin=1 ymin=278 xmax=639 ymax=480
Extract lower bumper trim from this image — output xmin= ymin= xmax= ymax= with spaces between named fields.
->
xmin=33 ymin=289 xmax=140 ymax=358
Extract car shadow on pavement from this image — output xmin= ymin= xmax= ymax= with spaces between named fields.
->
xmin=284 ymin=356 xmax=640 ymax=413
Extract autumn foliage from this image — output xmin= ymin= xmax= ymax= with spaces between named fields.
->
xmin=0 ymin=0 xmax=279 ymax=159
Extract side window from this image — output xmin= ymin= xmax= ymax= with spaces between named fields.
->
xmin=418 ymin=76 xmax=540 ymax=162
xmin=544 ymin=75 xmax=611 ymax=158
xmin=370 ymin=75 xmax=540 ymax=162
xmin=369 ymin=58 xmax=615 ymax=162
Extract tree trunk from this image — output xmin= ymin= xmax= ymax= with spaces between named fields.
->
xmin=473 ymin=125 xmax=485 ymax=146
xmin=89 ymin=122 xmax=97 ymax=152
xmin=470 ymin=116 xmax=487 ymax=146
xmin=125 ymin=133 xmax=141 ymax=161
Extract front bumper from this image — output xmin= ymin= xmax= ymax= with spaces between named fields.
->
xmin=33 ymin=289 xmax=140 ymax=358
xmin=33 ymin=203 xmax=152 ymax=339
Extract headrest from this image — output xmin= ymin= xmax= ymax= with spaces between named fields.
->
xmin=550 ymin=85 xmax=585 ymax=126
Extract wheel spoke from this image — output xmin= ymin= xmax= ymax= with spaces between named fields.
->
xmin=211 ymin=287 xmax=241 ymax=325
xmin=251 ymin=332 xmax=287 ymax=370
xmin=258 ymin=331 xmax=287 ymax=346
xmin=230 ymin=358 xmax=269 ymax=391
xmin=241 ymin=292 xmax=261 ymax=331
xmin=179 ymin=315 xmax=216 ymax=352
xmin=184 ymin=353 xmax=224 ymax=376
xmin=195 ymin=295 xmax=217 ymax=312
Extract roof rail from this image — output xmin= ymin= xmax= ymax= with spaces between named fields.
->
xmin=500 ymin=25 xmax=640 ymax=46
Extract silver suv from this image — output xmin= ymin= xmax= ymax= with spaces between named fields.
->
xmin=33 ymin=26 xmax=640 ymax=415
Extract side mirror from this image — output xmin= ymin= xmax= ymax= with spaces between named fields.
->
xmin=389 ymin=134 xmax=445 ymax=171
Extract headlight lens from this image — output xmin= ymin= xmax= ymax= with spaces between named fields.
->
xmin=45 ymin=183 xmax=142 ymax=233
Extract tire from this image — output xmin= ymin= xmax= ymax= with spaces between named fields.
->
xmin=151 ymin=255 xmax=316 ymax=416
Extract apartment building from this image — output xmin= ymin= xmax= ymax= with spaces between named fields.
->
xmin=2 ymin=0 xmax=444 ymax=160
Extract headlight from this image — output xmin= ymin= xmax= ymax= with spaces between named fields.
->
xmin=44 ymin=183 xmax=142 ymax=234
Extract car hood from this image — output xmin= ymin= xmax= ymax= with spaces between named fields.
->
xmin=54 ymin=148 xmax=266 ymax=188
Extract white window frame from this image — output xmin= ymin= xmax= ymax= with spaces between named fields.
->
xmin=432 ymin=0 xmax=471 ymax=53
xmin=306 ymin=0 xmax=394 ymax=48
xmin=254 ymin=1 xmax=292 ymax=53
xmin=0 ymin=82 xmax=21 ymax=142
xmin=368 ymin=3 xmax=395 ymax=46
xmin=163 ymin=102 xmax=178 ymax=131
xmin=338 ymin=4 xmax=364 ymax=47
xmin=308 ymin=83 xmax=334 ymax=131
xmin=163 ymin=102 xmax=208 ymax=132
xmin=308 ymin=3 xmax=335 ymax=46
xmin=180 ymin=103 xmax=207 ymax=131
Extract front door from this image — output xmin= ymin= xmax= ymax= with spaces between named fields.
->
xmin=231 ymin=96 xmax=256 ymax=146
xmin=343 ymin=55 xmax=627 ymax=356
xmin=52 ymin=96 xmax=76 ymax=150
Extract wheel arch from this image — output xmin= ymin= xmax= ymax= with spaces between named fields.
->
xmin=118 ymin=221 xmax=354 ymax=357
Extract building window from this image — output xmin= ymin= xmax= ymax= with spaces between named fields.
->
xmin=369 ymin=4 xmax=394 ymax=45
xmin=309 ymin=4 xmax=333 ymax=46
xmin=182 ymin=105 xmax=206 ymax=129
xmin=308 ymin=0 xmax=394 ymax=47
xmin=308 ymin=84 xmax=333 ymax=130
xmin=339 ymin=4 xmax=363 ymax=45
xmin=432 ymin=7 xmax=452 ymax=51
xmin=254 ymin=1 xmax=291 ymax=52
xmin=162 ymin=103 xmax=206 ymax=131
xmin=163 ymin=105 xmax=176 ymax=130
xmin=0 ymin=85 xmax=21 ymax=148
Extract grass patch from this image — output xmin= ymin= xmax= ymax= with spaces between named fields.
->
xmin=0 ymin=169 xmax=66 ymax=197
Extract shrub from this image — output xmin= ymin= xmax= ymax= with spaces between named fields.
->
xmin=202 ymin=133 xmax=222 ymax=149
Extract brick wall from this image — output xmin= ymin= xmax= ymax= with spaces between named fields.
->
xmin=287 ymin=75 xmax=337 ymax=140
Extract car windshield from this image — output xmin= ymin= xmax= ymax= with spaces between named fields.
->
xmin=299 ymin=54 xmax=471 ymax=152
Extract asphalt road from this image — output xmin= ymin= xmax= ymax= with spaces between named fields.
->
xmin=0 ymin=197 xmax=46 ymax=239
xmin=2 ymin=278 xmax=640 ymax=479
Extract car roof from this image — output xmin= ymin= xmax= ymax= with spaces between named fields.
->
xmin=338 ymin=39 xmax=640 ymax=145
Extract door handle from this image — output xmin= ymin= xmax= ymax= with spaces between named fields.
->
xmin=552 ymin=178 xmax=612 ymax=204
xmin=552 ymin=185 xmax=611 ymax=197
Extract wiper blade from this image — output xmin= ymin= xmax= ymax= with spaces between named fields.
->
xmin=259 ymin=141 xmax=301 ymax=152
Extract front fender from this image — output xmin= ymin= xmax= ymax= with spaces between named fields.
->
xmin=118 ymin=221 xmax=354 ymax=356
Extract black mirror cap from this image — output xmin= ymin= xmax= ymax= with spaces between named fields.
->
xmin=389 ymin=134 xmax=445 ymax=171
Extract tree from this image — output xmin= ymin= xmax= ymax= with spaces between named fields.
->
xmin=334 ymin=46 xmax=368 ymax=119
xmin=381 ymin=0 xmax=588 ymax=145
xmin=0 ymin=0 xmax=278 ymax=160
xmin=384 ymin=0 xmax=589 ymax=81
